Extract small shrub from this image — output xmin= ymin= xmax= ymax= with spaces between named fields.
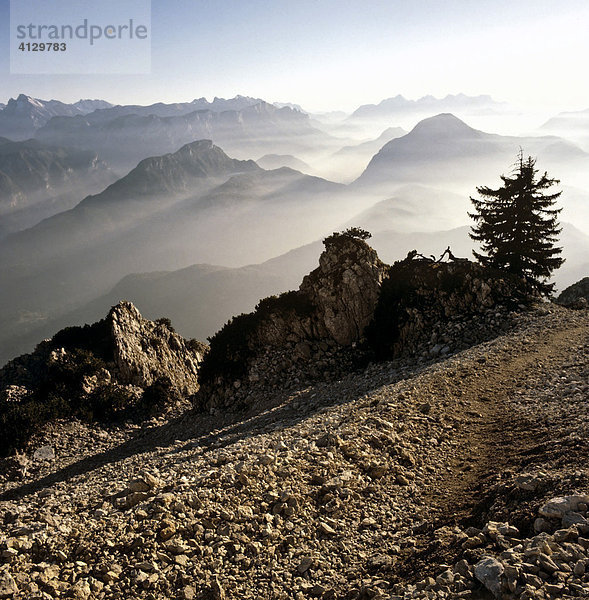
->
xmin=155 ymin=317 xmax=175 ymax=333
xmin=365 ymin=260 xmax=532 ymax=359
xmin=256 ymin=290 xmax=314 ymax=318
xmin=0 ymin=393 xmax=69 ymax=455
xmin=139 ymin=377 xmax=180 ymax=416
xmin=186 ymin=338 xmax=209 ymax=355
xmin=323 ymin=227 xmax=372 ymax=251
xmin=199 ymin=290 xmax=315 ymax=389
xmin=49 ymin=318 xmax=114 ymax=361
xmin=86 ymin=384 xmax=138 ymax=421
xmin=198 ymin=312 xmax=259 ymax=386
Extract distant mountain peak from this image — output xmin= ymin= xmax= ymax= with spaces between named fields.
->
xmin=350 ymin=93 xmax=502 ymax=121
xmin=11 ymin=94 xmax=44 ymax=111
xmin=176 ymin=139 xmax=215 ymax=153
xmin=408 ymin=113 xmax=479 ymax=137
xmin=106 ymin=139 xmax=260 ymax=197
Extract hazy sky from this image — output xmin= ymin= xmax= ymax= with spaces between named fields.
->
xmin=1 ymin=0 xmax=589 ymax=113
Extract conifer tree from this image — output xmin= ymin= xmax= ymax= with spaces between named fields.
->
xmin=469 ymin=151 xmax=564 ymax=295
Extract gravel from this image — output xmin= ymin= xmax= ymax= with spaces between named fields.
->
xmin=0 ymin=303 xmax=587 ymax=599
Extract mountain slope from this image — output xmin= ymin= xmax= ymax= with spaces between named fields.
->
xmin=354 ymin=113 xmax=589 ymax=194
xmin=0 ymin=265 xmax=587 ymax=600
xmin=0 ymin=145 xmax=351 ymax=362
xmin=316 ymin=127 xmax=407 ymax=182
xmin=256 ymin=154 xmax=312 ymax=173
xmin=0 ymin=138 xmax=115 ymax=236
xmin=0 ymin=139 xmax=260 ymax=262
xmin=342 ymin=184 xmax=468 ymax=232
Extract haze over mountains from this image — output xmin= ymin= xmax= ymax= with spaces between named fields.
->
xmin=350 ymin=93 xmax=507 ymax=122
xmin=0 ymin=137 xmax=115 ymax=236
xmin=356 ymin=113 xmax=589 ymax=192
xmin=0 ymin=91 xmax=588 ymax=366
xmin=35 ymin=100 xmax=335 ymax=172
xmin=540 ymin=109 xmax=589 ymax=152
xmin=0 ymin=94 xmax=113 ymax=140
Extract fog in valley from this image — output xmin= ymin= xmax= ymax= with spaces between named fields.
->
xmin=0 ymin=93 xmax=588 ymax=366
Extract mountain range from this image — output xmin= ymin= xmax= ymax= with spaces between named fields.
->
xmin=35 ymin=101 xmax=334 ymax=171
xmin=79 ymin=95 xmax=267 ymax=121
xmin=355 ymin=113 xmax=589 ymax=193
xmin=349 ymin=93 xmax=507 ymax=122
xmin=0 ymin=94 xmax=113 ymax=140
xmin=0 ymin=93 xmax=588 ymax=368
xmin=0 ymin=140 xmax=353 ymax=360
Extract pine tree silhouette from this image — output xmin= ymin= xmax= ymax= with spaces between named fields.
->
xmin=469 ymin=151 xmax=564 ymax=295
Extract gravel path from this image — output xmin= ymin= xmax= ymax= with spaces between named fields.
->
xmin=0 ymin=304 xmax=587 ymax=599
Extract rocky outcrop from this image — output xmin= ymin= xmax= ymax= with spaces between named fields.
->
xmin=196 ymin=236 xmax=533 ymax=413
xmin=299 ymin=235 xmax=387 ymax=345
xmin=0 ymin=302 xmax=207 ymax=455
xmin=195 ymin=235 xmax=388 ymax=412
xmin=557 ymin=276 xmax=589 ymax=308
xmin=110 ymin=302 xmax=204 ymax=395
xmin=366 ymin=256 xmax=536 ymax=359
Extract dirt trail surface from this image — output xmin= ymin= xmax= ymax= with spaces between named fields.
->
xmin=0 ymin=304 xmax=588 ymax=599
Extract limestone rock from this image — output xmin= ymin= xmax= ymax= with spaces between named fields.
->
xmin=474 ymin=556 xmax=504 ymax=598
xmin=539 ymin=495 xmax=589 ymax=519
xmin=0 ymin=572 xmax=18 ymax=598
xmin=33 ymin=445 xmax=55 ymax=461
xmin=110 ymin=301 xmax=205 ymax=395
xmin=0 ymin=301 xmax=208 ymax=455
xmin=196 ymin=234 xmax=387 ymax=411
xmin=299 ymin=235 xmax=387 ymax=345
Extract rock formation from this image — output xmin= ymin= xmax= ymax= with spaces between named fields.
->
xmin=299 ymin=234 xmax=387 ymax=345
xmin=195 ymin=234 xmax=388 ymax=412
xmin=0 ymin=301 xmax=207 ymax=455
xmin=195 ymin=235 xmax=534 ymax=413
xmin=557 ymin=276 xmax=589 ymax=308
xmin=366 ymin=255 xmax=536 ymax=359
xmin=109 ymin=302 xmax=204 ymax=395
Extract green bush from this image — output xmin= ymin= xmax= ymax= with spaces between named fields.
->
xmin=199 ymin=290 xmax=315 ymax=389
xmin=323 ymin=227 xmax=372 ymax=251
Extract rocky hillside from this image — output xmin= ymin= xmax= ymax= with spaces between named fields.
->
xmin=0 ymin=303 xmax=586 ymax=600
xmin=0 ymin=237 xmax=587 ymax=600
xmin=196 ymin=233 xmax=533 ymax=413
xmin=0 ymin=302 xmax=207 ymax=456
xmin=558 ymin=277 xmax=589 ymax=308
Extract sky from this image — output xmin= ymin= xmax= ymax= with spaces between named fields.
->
xmin=1 ymin=0 xmax=589 ymax=113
